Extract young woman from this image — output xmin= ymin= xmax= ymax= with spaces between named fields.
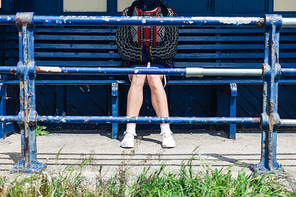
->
xmin=116 ymin=0 xmax=178 ymax=148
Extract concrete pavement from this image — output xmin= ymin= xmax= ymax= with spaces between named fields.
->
xmin=1 ymin=129 xmax=296 ymax=188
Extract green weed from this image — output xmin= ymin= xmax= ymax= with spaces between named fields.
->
xmin=36 ymin=125 xmax=50 ymax=136
xmin=1 ymin=152 xmax=296 ymax=196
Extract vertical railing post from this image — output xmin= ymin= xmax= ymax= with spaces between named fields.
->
xmin=11 ymin=12 xmax=46 ymax=173
xmin=111 ymin=83 xmax=119 ymax=139
xmin=252 ymin=14 xmax=283 ymax=174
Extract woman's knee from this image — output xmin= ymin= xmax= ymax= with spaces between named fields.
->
xmin=130 ymin=74 xmax=146 ymax=87
xmin=147 ymin=75 xmax=163 ymax=88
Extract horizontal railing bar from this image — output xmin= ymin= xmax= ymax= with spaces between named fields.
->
xmin=3 ymin=67 xmax=296 ymax=79
xmin=0 ymin=115 xmax=19 ymax=122
xmin=0 ymin=15 xmax=15 ymax=25
xmin=33 ymin=16 xmax=265 ymax=27
xmin=0 ymin=15 xmax=294 ymax=28
xmin=2 ymin=66 xmax=296 ymax=77
xmin=281 ymin=68 xmax=296 ymax=76
xmin=280 ymin=119 xmax=296 ymax=126
xmin=2 ymin=80 xmax=128 ymax=85
xmin=282 ymin=18 xmax=296 ymax=28
xmin=186 ymin=68 xmax=262 ymax=77
xmin=37 ymin=116 xmax=261 ymax=124
xmin=35 ymin=66 xmax=186 ymax=75
xmin=0 ymin=66 xmax=17 ymax=73
xmin=4 ymin=79 xmax=296 ymax=85
xmin=1 ymin=115 xmax=295 ymax=126
xmin=35 ymin=66 xmax=263 ymax=77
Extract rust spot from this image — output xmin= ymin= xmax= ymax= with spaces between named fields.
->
xmin=254 ymin=18 xmax=265 ymax=28
xmin=21 ymin=147 xmax=24 ymax=157
xmin=254 ymin=117 xmax=261 ymax=123
xmin=13 ymin=12 xmax=32 ymax=27
xmin=35 ymin=67 xmax=40 ymax=73
xmin=261 ymin=64 xmax=266 ymax=75
xmin=10 ymin=69 xmax=17 ymax=75
xmin=24 ymin=136 xmax=29 ymax=152
xmin=275 ymin=52 xmax=278 ymax=64
xmin=262 ymin=89 xmax=266 ymax=100
xmin=268 ymin=102 xmax=274 ymax=114
xmin=271 ymin=40 xmax=275 ymax=48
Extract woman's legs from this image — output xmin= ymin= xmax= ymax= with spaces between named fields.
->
xmin=121 ymin=74 xmax=146 ymax=148
xmin=121 ymin=74 xmax=175 ymax=148
xmin=147 ymin=75 xmax=175 ymax=148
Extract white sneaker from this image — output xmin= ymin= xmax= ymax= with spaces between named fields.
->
xmin=161 ymin=132 xmax=176 ymax=148
xmin=120 ymin=132 xmax=135 ymax=148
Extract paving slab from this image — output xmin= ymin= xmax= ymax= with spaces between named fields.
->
xmin=1 ymin=129 xmax=296 ymax=188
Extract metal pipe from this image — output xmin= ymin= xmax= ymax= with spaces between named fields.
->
xmin=280 ymin=68 xmax=296 ymax=76
xmin=35 ymin=66 xmax=186 ymax=75
xmin=186 ymin=68 xmax=262 ymax=77
xmin=0 ymin=115 xmax=19 ymax=122
xmin=33 ymin=15 xmax=265 ymax=27
xmin=0 ymin=15 xmax=16 ymax=25
xmin=37 ymin=115 xmax=261 ymax=124
xmin=0 ymin=14 xmax=293 ymax=28
xmin=34 ymin=66 xmax=264 ymax=77
xmin=280 ymin=119 xmax=296 ymax=126
xmin=282 ymin=18 xmax=296 ymax=28
xmin=0 ymin=66 xmax=17 ymax=74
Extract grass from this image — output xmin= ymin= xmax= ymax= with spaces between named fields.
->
xmin=1 ymin=158 xmax=296 ymax=197
xmin=36 ymin=125 xmax=50 ymax=136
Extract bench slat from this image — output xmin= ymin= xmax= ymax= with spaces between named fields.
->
xmin=34 ymin=43 xmax=117 ymax=50
xmin=6 ymin=26 xmax=296 ymax=34
xmin=6 ymin=27 xmax=117 ymax=33
xmin=7 ymin=43 xmax=295 ymax=51
xmin=4 ymin=60 xmax=295 ymax=68
xmin=34 ymin=28 xmax=117 ymax=33
xmin=6 ymin=34 xmax=116 ymax=41
xmin=6 ymin=34 xmax=296 ymax=43
xmin=6 ymin=51 xmax=296 ymax=59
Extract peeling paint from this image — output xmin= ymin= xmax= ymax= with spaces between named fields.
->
xmin=35 ymin=66 xmax=62 ymax=73
xmin=10 ymin=69 xmax=17 ymax=75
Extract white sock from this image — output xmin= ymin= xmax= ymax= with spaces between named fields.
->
xmin=160 ymin=124 xmax=172 ymax=135
xmin=126 ymin=124 xmax=136 ymax=136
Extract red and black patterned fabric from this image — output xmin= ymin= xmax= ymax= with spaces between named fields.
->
xmin=116 ymin=4 xmax=178 ymax=67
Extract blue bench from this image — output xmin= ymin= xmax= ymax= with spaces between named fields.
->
xmin=3 ymin=25 xmax=296 ymax=139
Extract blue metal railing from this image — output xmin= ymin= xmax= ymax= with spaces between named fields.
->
xmin=0 ymin=12 xmax=295 ymax=174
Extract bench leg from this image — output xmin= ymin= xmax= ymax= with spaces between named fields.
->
xmin=229 ymin=83 xmax=237 ymax=139
xmin=0 ymin=82 xmax=5 ymax=139
xmin=111 ymin=83 xmax=118 ymax=139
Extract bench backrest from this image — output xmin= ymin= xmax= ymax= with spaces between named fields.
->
xmin=5 ymin=26 xmax=296 ymax=69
